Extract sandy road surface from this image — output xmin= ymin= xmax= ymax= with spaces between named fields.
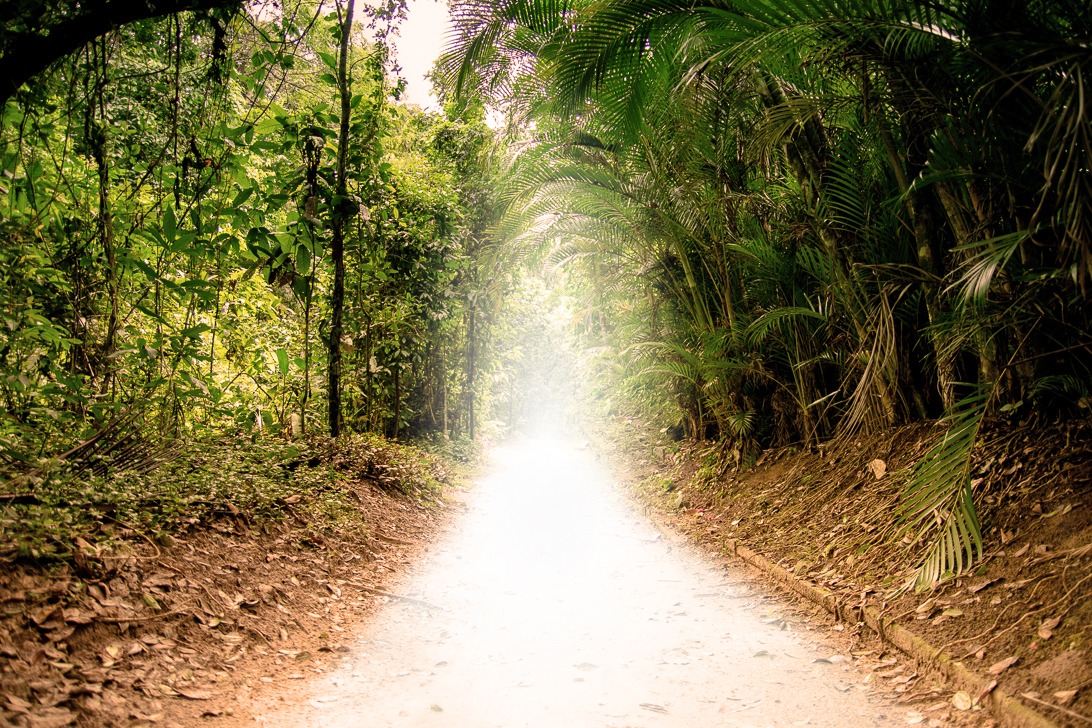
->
xmin=253 ymin=437 xmax=902 ymax=727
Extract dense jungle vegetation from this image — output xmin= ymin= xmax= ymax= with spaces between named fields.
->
xmin=443 ymin=0 xmax=1091 ymax=587
xmin=0 ymin=0 xmax=517 ymax=457
xmin=0 ymin=0 xmax=1089 ymax=591
xmin=0 ymin=0 xmax=585 ymax=569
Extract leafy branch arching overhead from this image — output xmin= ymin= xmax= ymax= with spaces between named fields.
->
xmin=444 ymin=0 xmax=1092 ymax=589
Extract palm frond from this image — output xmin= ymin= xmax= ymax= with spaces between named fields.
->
xmin=898 ymin=388 xmax=988 ymax=592
xmin=946 ymin=231 xmax=1028 ymax=304
xmin=745 ymin=305 xmax=826 ymax=347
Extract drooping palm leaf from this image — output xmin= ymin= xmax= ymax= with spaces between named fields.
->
xmin=898 ymin=387 xmax=988 ymax=592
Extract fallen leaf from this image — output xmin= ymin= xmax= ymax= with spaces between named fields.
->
xmin=5 ymin=694 xmax=32 ymax=713
xmin=29 ymin=606 xmax=64 ymax=630
xmin=26 ymin=710 xmax=77 ymax=728
xmin=1054 ymin=690 xmax=1077 ymax=705
xmin=969 ymin=579 xmax=999 ymax=594
xmin=942 ymin=608 xmax=963 ymax=617
xmin=868 ymin=459 xmax=887 ymax=479
xmin=129 ymin=711 xmax=162 ymax=723
xmin=988 ymin=656 xmax=1018 ymax=675
xmin=176 ymin=689 xmax=213 ymax=700
xmin=915 ymin=598 xmax=936 ymax=614
xmin=974 ymin=680 xmax=998 ymax=705
xmin=61 ymin=608 xmax=92 ymax=625
xmin=1042 ymin=504 xmax=1073 ymax=518
xmin=952 ymin=691 xmax=973 ymax=711
xmin=1013 ymin=543 xmax=1030 ymax=557
xmin=1037 ymin=617 xmax=1060 ymax=640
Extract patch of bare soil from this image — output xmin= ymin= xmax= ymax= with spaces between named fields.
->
xmin=0 ymin=441 xmax=459 ymax=727
xmin=595 ymin=415 xmax=1092 ymax=727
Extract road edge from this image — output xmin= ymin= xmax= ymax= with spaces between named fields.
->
xmin=642 ymin=504 xmax=1057 ymax=728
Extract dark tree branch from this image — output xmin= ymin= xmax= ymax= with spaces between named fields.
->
xmin=0 ymin=0 xmax=239 ymax=106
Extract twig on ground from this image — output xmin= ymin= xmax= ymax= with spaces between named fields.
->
xmin=99 ymin=514 xmax=163 ymax=561
xmin=96 ymin=607 xmax=191 ymax=624
xmin=961 ymin=573 xmax=1092 ymax=658
xmin=939 ymin=604 xmax=1014 ymax=656
xmin=359 ymin=586 xmax=443 ymax=611
xmin=371 ymin=531 xmax=414 ymax=546
xmin=1019 ymin=693 xmax=1092 ymax=724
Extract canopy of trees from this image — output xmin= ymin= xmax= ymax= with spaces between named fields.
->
xmin=0 ymin=0 xmax=524 ymax=479
xmin=445 ymin=0 xmax=1091 ymax=588
xmin=2 ymin=0 xmax=1089 ymax=590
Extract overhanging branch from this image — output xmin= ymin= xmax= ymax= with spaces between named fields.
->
xmin=0 ymin=0 xmax=240 ymax=106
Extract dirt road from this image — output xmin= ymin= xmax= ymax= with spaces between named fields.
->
xmin=252 ymin=436 xmax=902 ymax=727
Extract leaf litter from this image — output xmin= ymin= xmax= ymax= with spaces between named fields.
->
xmin=0 ymin=434 xmax=459 ymax=726
xmin=600 ymin=414 xmax=1092 ymax=727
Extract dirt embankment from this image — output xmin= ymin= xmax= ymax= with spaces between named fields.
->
xmin=598 ymin=416 xmax=1092 ymax=728
xmin=0 ymin=435 xmax=463 ymax=727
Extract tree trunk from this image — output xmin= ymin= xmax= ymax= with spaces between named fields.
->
xmin=467 ymin=306 xmax=476 ymax=440
xmin=89 ymin=39 xmax=118 ymax=397
xmin=392 ymin=357 xmax=400 ymax=440
xmin=327 ymin=0 xmax=355 ymax=438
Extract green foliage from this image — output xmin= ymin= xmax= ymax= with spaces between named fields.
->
xmin=0 ymin=1 xmax=504 ymax=473
xmin=899 ymin=390 xmax=986 ymax=592
xmin=0 ymin=434 xmax=449 ymax=565
xmin=447 ymin=0 xmax=1092 ymax=587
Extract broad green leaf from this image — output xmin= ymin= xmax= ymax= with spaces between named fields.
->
xmin=163 ymin=206 xmax=177 ymax=243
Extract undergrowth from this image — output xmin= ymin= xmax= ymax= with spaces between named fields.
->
xmin=0 ymin=433 xmax=450 ymax=565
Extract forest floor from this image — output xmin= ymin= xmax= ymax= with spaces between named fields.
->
xmin=593 ymin=414 xmax=1092 ymax=728
xmin=0 ymin=415 xmax=1088 ymax=727
xmin=0 ymin=434 xmax=465 ymax=727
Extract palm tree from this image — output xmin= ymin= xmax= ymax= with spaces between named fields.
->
xmin=444 ymin=0 xmax=1092 ymax=588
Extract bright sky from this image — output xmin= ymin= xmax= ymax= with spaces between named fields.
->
xmin=394 ymin=0 xmax=452 ymax=111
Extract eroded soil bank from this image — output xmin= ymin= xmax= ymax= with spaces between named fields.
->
xmin=598 ymin=416 xmax=1091 ymax=728
xmin=0 ymin=436 xmax=455 ymax=727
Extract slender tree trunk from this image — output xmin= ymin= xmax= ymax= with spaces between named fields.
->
xmin=327 ymin=0 xmax=355 ymax=438
xmin=392 ymin=357 xmax=400 ymax=440
xmin=441 ymin=343 xmax=448 ymax=436
xmin=90 ymin=43 xmax=119 ymax=398
xmin=301 ymin=279 xmax=312 ymax=435
xmin=467 ymin=306 xmax=476 ymax=440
